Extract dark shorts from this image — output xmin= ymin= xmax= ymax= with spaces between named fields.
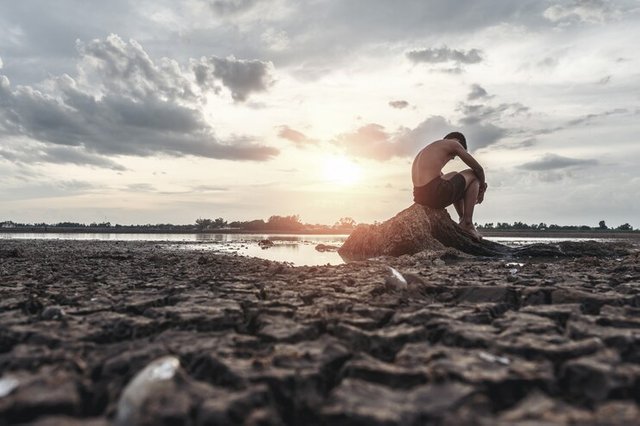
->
xmin=413 ymin=174 xmax=466 ymax=209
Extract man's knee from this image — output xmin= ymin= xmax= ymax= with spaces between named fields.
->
xmin=460 ymin=169 xmax=478 ymax=186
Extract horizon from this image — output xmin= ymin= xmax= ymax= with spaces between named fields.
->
xmin=0 ymin=216 xmax=635 ymax=230
xmin=1 ymin=1 xmax=639 ymax=228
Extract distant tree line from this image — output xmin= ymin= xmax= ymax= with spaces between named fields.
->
xmin=1 ymin=217 xmax=635 ymax=233
xmin=0 ymin=216 xmax=359 ymax=233
xmin=477 ymin=220 xmax=634 ymax=231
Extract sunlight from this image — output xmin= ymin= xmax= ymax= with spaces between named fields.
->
xmin=322 ymin=155 xmax=363 ymax=186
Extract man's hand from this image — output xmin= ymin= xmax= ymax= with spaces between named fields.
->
xmin=477 ymin=182 xmax=488 ymax=204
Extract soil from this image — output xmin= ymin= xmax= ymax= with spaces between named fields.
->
xmin=1 ymin=239 xmax=640 ymax=425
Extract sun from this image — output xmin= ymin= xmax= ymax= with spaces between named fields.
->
xmin=322 ymin=155 xmax=363 ymax=186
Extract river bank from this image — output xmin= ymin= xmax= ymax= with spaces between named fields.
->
xmin=1 ymin=239 xmax=639 ymax=424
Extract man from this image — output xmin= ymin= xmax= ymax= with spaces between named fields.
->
xmin=411 ymin=132 xmax=487 ymax=240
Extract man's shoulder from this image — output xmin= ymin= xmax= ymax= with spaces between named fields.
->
xmin=429 ymin=139 xmax=457 ymax=151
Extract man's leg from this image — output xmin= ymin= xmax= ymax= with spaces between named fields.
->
xmin=458 ymin=169 xmax=482 ymax=240
xmin=442 ymin=172 xmax=464 ymax=221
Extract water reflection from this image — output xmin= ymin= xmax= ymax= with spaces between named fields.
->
xmin=0 ymin=232 xmax=616 ymax=267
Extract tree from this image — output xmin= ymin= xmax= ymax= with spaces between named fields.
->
xmin=598 ymin=220 xmax=607 ymax=230
xmin=616 ymin=223 xmax=633 ymax=231
xmin=267 ymin=215 xmax=304 ymax=231
xmin=213 ymin=217 xmax=227 ymax=228
xmin=195 ymin=218 xmax=213 ymax=231
xmin=334 ymin=217 xmax=357 ymax=230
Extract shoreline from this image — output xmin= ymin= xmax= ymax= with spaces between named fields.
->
xmin=1 ymin=227 xmax=638 ymax=240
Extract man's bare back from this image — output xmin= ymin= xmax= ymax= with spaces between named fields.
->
xmin=411 ymin=134 xmax=487 ymax=240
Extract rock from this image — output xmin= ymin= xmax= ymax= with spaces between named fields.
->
xmin=396 ymin=343 xmax=554 ymax=410
xmin=339 ymin=353 xmax=428 ymax=389
xmin=258 ymin=240 xmax=274 ymax=248
xmin=321 ymin=378 xmax=477 ymax=425
xmin=0 ymin=368 xmax=82 ymax=424
xmin=196 ymin=384 xmax=281 ymax=426
xmin=494 ymin=335 xmax=604 ymax=363
xmin=40 ymin=306 xmax=65 ymax=321
xmin=115 ymin=356 xmax=182 ymax=426
xmin=0 ymin=375 xmax=19 ymax=398
xmin=338 ymin=204 xmax=509 ymax=259
xmin=30 ymin=416 xmax=109 ymax=426
xmin=315 ymin=244 xmax=339 ymax=252
xmin=330 ymin=323 xmax=428 ymax=361
xmin=559 ymin=349 xmax=640 ymax=403
xmin=496 ymin=391 xmax=591 ymax=424
xmin=593 ymin=401 xmax=640 ymax=424
xmin=384 ymin=266 xmax=408 ymax=290
xmin=257 ymin=315 xmax=320 ymax=343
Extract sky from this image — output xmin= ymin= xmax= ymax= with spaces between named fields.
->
xmin=0 ymin=0 xmax=639 ymax=227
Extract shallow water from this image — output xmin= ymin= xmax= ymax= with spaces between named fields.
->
xmin=0 ymin=232 xmax=616 ymax=266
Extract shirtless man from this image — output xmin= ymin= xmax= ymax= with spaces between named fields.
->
xmin=411 ymin=132 xmax=487 ymax=240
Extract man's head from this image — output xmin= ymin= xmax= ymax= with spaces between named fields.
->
xmin=444 ymin=132 xmax=467 ymax=150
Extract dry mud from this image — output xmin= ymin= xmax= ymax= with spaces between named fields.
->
xmin=1 ymin=239 xmax=640 ymax=425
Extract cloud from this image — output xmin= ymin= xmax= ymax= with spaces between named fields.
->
xmin=459 ymin=102 xmax=529 ymax=125
xmin=543 ymin=0 xmax=621 ymax=24
xmin=406 ymin=46 xmax=483 ymax=64
xmin=518 ymin=153 xmax=599 ymax=171
xmin=0 ymin=144 xmax=126 ymax=171
xmin=467 ymin=84 xmax=490 ymax=101
xmin=126 ymin=183 xmax=156 ymax=192
xmin=277 ymin=125 xmax=317 ymax=146
xmin=333 ymin=116 xmax=452 ymax=161
xmin=208 ymin=0 xmax=263 ymax=16
xmin=501 ymin=138 xmax=537 ymax=150
xmin=192 ymin=55 xmax=274 ymax=102
xmin=388 ymin=100 xmax=409 ymax=109
xmin=333 ymin=109 xmax=509 ymax=161
xmin=566 ymin=108 xmax=627 ymax=126
xmin=0 ymin=34 xmax=279 ymax=166
xmin=192 ymin=185 xmax=229 ymax=192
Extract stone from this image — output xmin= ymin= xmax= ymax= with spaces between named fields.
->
xmin=559 ymin=350 xmax=640 ymax=403
xmin=338 ymin=204 xmax=509 ymax=259
xmin=0 ymin=368 xmax=82 ymax=424
xmin=321 ymin=378 xmax=477 ymax=425
xmin=339 ymin=353 xmax=428 ymax=389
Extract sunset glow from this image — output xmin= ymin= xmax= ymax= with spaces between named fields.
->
xmin=0 ymin=1 xmax=638 ymax=227
xmin=322 ymin=156 xmax=363 ymax=187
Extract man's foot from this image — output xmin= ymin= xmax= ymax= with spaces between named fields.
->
xmin=459 ymin=222 xmax=483 ymax=241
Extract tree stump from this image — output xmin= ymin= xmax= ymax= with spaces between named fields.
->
xmin=338 ymin=204 xmax=510 ymax=260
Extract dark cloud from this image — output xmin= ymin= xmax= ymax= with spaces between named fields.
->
xmin=0 ymin=35 xmax=280 ymax=166
xmin=459 ymin=102 xmax=529 ymax=126
xmin=518 ymin=153 xmax=598 ymax=171
xmin=407 ymin=46 xmax=483 ymax=64
xmin=277 ymin=125 xmax=317 ymax=146
xmin=388 ymin=100 xmax=409 ymax=109
xmin=0 ymin=145 xmax=126 ymax=171
xmin=209 ymin=0 xmax=262 ymax=16
xmin=467 ymin=84 xmax=490 ymax=101
xmin=193 ymin=55 xmax=274 ymax=102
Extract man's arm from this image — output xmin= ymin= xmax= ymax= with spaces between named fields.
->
xmin=451 ymin=143 xmax=485 ymax=185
